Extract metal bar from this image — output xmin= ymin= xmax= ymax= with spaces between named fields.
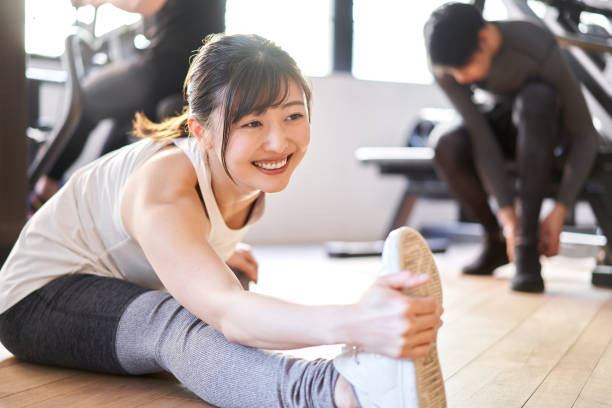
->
xmin=333 ymin=0 xmax=353 ymax=72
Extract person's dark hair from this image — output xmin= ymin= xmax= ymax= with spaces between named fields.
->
xmin=132 ymin=33 xmax=312 ymax=178
xmin=424 ymin=2 xmax=486 ymax=67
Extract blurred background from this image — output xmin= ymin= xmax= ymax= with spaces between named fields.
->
xmin=2 ymin=0 xmax=604 ymax=249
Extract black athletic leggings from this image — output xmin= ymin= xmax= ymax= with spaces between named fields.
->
xmin=433 ymin=81 xmax=562 ymax=244
xmin=0 ymin=274 xmax=338 ymax=407
xmin=0 ymin=274 xmax=148 ymax=373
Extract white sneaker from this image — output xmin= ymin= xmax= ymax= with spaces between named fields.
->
xmin=333 ymin=227 xmax=446 ymax=408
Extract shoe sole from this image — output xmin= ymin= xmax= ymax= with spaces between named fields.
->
xmin=384 ymin=227 xmax=446 ymax=408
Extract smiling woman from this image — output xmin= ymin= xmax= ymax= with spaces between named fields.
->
xmin=1 ymin=33 xmax=444 ymax=408
xmin=220 ymin=89 xmax=310 ymax=193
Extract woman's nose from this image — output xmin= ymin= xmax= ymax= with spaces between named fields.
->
xmin=264 ymin=125 xmax=289 ymax=153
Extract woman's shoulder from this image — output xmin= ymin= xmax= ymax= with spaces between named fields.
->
xmin=120 ymin=142 xmax=207 ymax=238
xmin=124 ymin=143 xmax=199 ymax=207
xmin=141 ymin=144 xmax=197 ymax=186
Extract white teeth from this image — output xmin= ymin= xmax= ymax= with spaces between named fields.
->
xmin=253 ymin=157 xmax=288 ymax=170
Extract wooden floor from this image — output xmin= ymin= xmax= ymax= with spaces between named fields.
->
xmin=1 ymin=242 xmax=611 ymax=407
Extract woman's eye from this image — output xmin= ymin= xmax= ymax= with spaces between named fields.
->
xmin=242 ymin=120 xmax=262 ymax=128
xmin=287 ymin=113 xmax=304 ymax=121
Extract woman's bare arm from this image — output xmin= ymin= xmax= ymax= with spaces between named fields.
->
xmin=121 ymin=147 xmax=350 ymax=349
xmin=121 ymin=146 xmax=441 ymax=355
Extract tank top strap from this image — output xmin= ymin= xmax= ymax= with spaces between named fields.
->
xmin=172 ymin=137 xmax=231 ymax=234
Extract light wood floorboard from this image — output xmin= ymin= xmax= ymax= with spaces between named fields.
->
xmin=573 ymin=311 xmax=612 ymax=408
xmin=0 ymin=243 xmax=610 ymax=407
xmin=524 ymin=298 xmax=612 ymax=407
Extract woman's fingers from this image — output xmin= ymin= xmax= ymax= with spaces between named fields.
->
xmin=376 ymin=271 xmax=429 ymax=291
xmin=227 ymin=250 xmax=259 ymax=283
xmin=404 ymin=296 xmax=438 ymax=316
xmin=243 ymin=250 xmax=257 ymax=266
xmin=404 ymin=343 xmax=433 ymax=358
xmin=355 ymin=273 xmax=444 ymax=358
xmin=408 ymin=308 xmax=442 ymax=331
xmin=240 ymin=263 xmax=258 ymax=282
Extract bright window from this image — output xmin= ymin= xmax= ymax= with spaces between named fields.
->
xmin=352 ymin=0 xmax=508 ymax=84
xmin=225 ymin=0 xmax=333 ymax=77
xmin=25 ymin=0 xmax=140 ymax=57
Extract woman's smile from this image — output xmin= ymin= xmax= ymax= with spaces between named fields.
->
xmin=252 ymin=154 xmax=292 ymax=174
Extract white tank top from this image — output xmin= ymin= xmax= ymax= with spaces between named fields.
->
xmin=0 ymin=137 xmax=264 ymax=314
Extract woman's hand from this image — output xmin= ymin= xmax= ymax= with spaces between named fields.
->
xmin=350 ymin=272 xmax=443 ymax=359
xmin=539 ymin=203 xmax=567 ymax=257
xmin=226 ymin=245 xmax=258 ymax=283
xmin=498 ymin=206 xmax=519 ymax=262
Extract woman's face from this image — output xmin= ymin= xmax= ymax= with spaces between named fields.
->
xmin=208 ymin=80 xmax=310 ymax=194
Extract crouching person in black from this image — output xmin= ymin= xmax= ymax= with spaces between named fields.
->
xmin=424 ymin=3 xmax=599 ymax=292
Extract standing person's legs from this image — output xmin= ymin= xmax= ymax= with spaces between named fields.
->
xmin=433 ymin=127 xmax=508 ymax=275
xmin=511 ymin=82 xmax=560 ymax=292
xmin=0 ymin=274 xmax=340 ymax=408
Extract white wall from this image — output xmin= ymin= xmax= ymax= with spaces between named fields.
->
xmin=37 ymin=67 xmax=458 ymax=245
xmin=245 ymin=75 xmax=453 ymax=245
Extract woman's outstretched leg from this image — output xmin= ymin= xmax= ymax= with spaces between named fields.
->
xmin=0 ymin=272 xmax=441 ymax=407
xmin=116 ymin=290 xmax=340 ymax=408
xmin=0 ymin=274 xmax=342 ymax=408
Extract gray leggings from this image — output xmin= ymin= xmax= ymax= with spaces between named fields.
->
xmin=0 ymin=274 xmax=339 ymax=408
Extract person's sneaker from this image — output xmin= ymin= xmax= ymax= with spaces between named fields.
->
xmin=333 ymin=227 xmax=446 ymax=407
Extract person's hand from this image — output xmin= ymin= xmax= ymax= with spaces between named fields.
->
xmin=539 ymin=203 xmax=567 ymax=257
xmin=498 ymin=206 xmax=519 ymax=262
xmin=226 ymin=246 xmax=258 ymax=283
xmin=351 ymin=272 xmax=443 ymax=359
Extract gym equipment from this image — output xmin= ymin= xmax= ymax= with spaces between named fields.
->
xmin=26 ymin=7 xmax=153 ymax=190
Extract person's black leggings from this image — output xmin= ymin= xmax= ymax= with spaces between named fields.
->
xmin=0 ymin=274 xmax=339 ymax=408
xmin=0 ymin=274 xmax=148 ymax=373
xmin=433 ymin=81 xmax=562 ymax=244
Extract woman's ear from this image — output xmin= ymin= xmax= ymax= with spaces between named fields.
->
xmin=188 ymin=117 xmax=213 ymax=150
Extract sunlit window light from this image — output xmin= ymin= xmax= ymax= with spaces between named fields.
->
xmin=225 ymin=0 xmax=332 ymax=77
xmin=352 ymin=0 xmax=508 ymax=84
xmin=25 ymin=0 xmax=140 ymax=58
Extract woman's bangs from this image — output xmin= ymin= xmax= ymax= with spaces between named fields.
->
xmin=230 ymin=65 xmax=292 ymax=123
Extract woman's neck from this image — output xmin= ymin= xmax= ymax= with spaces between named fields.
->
xmin=207 ymin=153 xmax=261 ymax=229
